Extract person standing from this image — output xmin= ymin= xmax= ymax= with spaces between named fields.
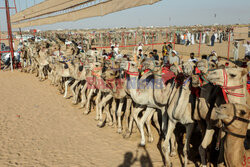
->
xmin=153 ymin=49 xmax=159 ymax=61
xmin=205 ymin=31 xmax=210 ymax=45
xmin=162 ymin=42 xmax=168 ymax=56
xmin=148 ymin=52 xmax=155 ymax=61
xmin=214 ymin=32 xmax=218 ymax=43
xmin=169 ymin=50 xmax=180 ymax=65
xmin=137 ymin=49 xmax=144 ymax=60
xmin=114 ymin=43 xmax=119 ymax=55
xmin=191 ymin=33 xmax=195 ymax=45
xmin=137 ymin=43 xmax=143 ymax=55
xmin=243 ymin=41 xmax=250 ymax=59
xmin=233 ymin=41 xmax=239 ymax=61
xmin=188 ymin=52 xmax=198 ymax=63
xmin=211 ymin=33 xmax=215 ymax=46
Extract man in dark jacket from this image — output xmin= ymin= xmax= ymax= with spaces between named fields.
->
xmin=211 ymin=33 xmax=215 ymax=46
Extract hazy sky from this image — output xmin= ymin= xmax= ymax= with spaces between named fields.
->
xmin=0 ymin=0 xmax=249 ymax=31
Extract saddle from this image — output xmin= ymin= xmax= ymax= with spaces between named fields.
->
xmin=161 ymin=67 xmax=176 ymax=85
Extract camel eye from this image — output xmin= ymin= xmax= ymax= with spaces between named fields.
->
xmin=240 ymin=110 xmax=246 ymax=116
xmin=230 ymin=74 xmax=236 ymax=78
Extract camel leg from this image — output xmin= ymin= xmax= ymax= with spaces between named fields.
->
xmin=183 ymin=123 xmax=194 ymax=167
xmin=97 ymin=94 xmax=113 ymax=127
xmin=145 ymin=109 xmax=155 ymax=143
xmin=153 ymin=111 xmax=161 ymax=134
xmin=123 ymin=98 xmax=132 ymax=131
xmin=123 ymin=106 xmax=143 ymax=139
xmin=137 ymin=107 xmax=154 ymax=146
xmin=74 ymin=82 xmax=82 ymax=103
xmin=64 ymin=78 xmax=74 ymax=98
xmin=95 ymin=91 xmax=102 ymax=121
xmin=199 ymin=129 xmax=215 ymax=167
xmin=111 ymin=98 xmax=117 ymax=127
xmin=161 ymin=109 xmax=168 ymax=135
xmin=106 ymin=102 xmax=113 ymax=126
xmin=117 ymin=99 xmax=124 ymax=133
xmin=80 ymin=83 xmax=88 ymax=108
xmin=162 ymin=120 xmax=176 ymax=167
xmin=84 ymin=88 xmax=95 ymax=115
xmin=70 ymin=80 xmax=79 ymax=104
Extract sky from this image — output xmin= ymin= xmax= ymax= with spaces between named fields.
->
xmin=0 ymin=0 xmax=249 ymax=31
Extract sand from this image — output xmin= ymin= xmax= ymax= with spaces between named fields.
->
xmin=0 ymin=71 xmax=196 ymax=167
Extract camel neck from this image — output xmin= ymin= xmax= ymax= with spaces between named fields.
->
xmin=224 ymin=134 xmax=245 ymax=166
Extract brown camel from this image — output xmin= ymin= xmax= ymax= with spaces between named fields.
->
xmin=211 ymin=103 xmax=250 ymax=167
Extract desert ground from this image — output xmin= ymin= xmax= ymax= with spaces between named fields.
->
xmin=0 ymin=26 xmax=249 ymax=167
xmin=0 ymin=71 xmax=198 ymax=167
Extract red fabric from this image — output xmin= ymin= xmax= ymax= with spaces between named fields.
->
xmin=144 ymin=69 xmax=150 ymax=73
xmin=195 ymin=67 xmax=201 ymax=74
xmin=247 ymin=74 xmax=250 ymax=94
xmin=161 ymin=67 xmax=176 ymax=84
xmin=247 ymin=84 xmax=250 ymax=94
xmin=191 ymin=87 xmax=201 ymax=98
xmin=162 ymin=67 xmax=169 ymax=74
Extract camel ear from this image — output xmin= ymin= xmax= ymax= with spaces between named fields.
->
xmin=241 ymin=68 xmax=248 ymax=76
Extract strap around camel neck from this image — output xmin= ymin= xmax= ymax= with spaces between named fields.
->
xmin=221 ymin=69 xmax=245 ymax=103
xmin=222 ymin=104 xmax=250 ymax=138
xmin=125 ymin=62 xmax=139 ymax=77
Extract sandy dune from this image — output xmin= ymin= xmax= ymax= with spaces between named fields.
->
xmin=0 ymin=71 xmax=190 ymax=167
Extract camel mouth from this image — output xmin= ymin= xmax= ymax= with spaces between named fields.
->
xmin=215 ymin=111 xmax=228 ymax=119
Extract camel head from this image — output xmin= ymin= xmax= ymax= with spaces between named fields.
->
xmin=101 ymin=68 xmax=119 ymax=81
xmin=206 ymin=68 xmax=248 ymax=87
xmin=214 ymin=103 xmax=250 ymax=126
xmin=183 ymin=61 xmax=195 ymax=76
xmin=121 ymin=61 xmax=138 ymax=73
xmin=141 ymin=59 xmax=161 ymax=73
xmin=197 ymin=59 xmax=208 ymax=73
xmin=170 ymin=65 xmax=179 ymax=76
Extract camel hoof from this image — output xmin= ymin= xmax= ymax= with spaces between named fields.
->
xmin=95 ymin=117 xmax=99 ymax=121
xmin=111 ymin=124 xmax=116 ymax=128
xmin=117 ymin=128 xmax=122 ymax=134
xmin=123 ymin=132 xmax=131 ymax=139
xmin=72 ymin=101 xmax=77 ymax=105
xmin=83 ymin=111 xmax=89 ymax=115
xmin=97 ymin=120 xmax=105 ymax=128
xmin=108 ymin=122 xmax=113 ymax=126
xmin=139 ymin=142 xmax=146 ymax=147
xmin=148 ymin=137 xmax=154 ymax=143
xmin=170 ymin=151 xmax=177 ymax=157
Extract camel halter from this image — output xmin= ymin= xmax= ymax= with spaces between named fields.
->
xmin=221 ymin=104 xmax=250 ymax=138
xmin=125 ymin=62 xmax=139 ymax=76
xmin=61 ymin=56 xmax=71 ymax=63
xmin=221 ymin=69 xmax=244 ymax=103
xmin=91 ymin=66 xmax=102 ymax=77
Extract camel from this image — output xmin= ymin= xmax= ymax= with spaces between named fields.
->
xmin=196 ymin=67 xmax=249 ymax=166
xmin=161 ymin=61 xmax=196 ymax=167
xmin=211 ymin=103 xmax=250 ymax=167
xmin=99 ymin=59 xmax=136 ymax=133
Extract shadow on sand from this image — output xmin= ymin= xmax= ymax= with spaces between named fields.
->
xmin=118 ymin=145 xmax=153 ymax=167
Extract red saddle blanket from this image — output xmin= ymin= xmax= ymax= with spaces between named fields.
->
xmin=161 ymin=67 xmax=176 ymax=84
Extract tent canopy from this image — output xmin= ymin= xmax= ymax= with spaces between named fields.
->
xmin=12 ymin=0 xmax=161 ymax=28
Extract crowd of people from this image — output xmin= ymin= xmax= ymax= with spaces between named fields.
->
xmin=172 ymin=29 xmax=233 ymax=47
xmin=100 ymin=39 xmax=250 ymax=69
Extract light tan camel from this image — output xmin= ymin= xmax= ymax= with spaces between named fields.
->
xmin=197 ymin=67 xmax=249 ymax=167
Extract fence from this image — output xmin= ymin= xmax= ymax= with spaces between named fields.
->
xmin=89 ymin=29 xmax=249 ymax=60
